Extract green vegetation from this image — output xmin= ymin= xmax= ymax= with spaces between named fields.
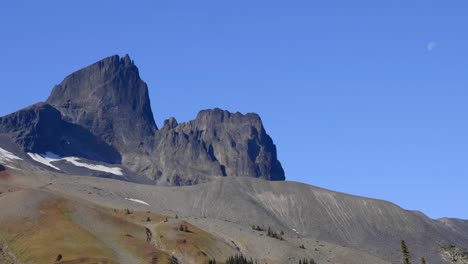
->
xmin=420 ymin=257 xmax=426 ymax=264
xmin=170 ymin=255 xmax=179 ymax=264
xmin=298 ymin=258 xmax=317 ymax=264
xmin=224 ymin=254 xmax=255 ymax=264
xmin=251 ymin=225 xmax=264 ymax=231
xmin=207 ymin=254 xmax=256 ymax=264
xmin=267 ymin=226 xmax=284 ymax=240
xmin=179 ymin=224 xmax=189 ymax=232
xmin=299 ymin=244 xmax=306 ymax=249
xmin=400 ymin=240 xmax=411 ymax=264
xmin=209 ymin=255 xmax=317 ymax=264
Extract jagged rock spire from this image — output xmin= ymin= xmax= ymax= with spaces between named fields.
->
xmin=46 ymin=55 xmax=157 ymax=152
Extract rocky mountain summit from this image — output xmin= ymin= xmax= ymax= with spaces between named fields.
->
xmin=155 ymin=109 xmax=284 ymax=185
xmin=46 ymin=55 xmax=158 ymax=153
xmin=0 ymin=54 xmax=285 ymax=185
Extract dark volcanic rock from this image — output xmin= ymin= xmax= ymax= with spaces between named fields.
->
xmin=46 ymin=54 xmax=157 ymax=152
xmin=0 ymin=103 xmax=121 ymax=163
xmin=1 ymin=55 xmax=285 ymax=184
xmin=154 ymin=108 xmax=285 ymax=185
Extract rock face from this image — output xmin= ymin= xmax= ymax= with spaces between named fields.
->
xmin=0 ymin=54 xmax=285 ymax=184
xmin=155 ymin=109 xmax=285 ymax=185
xmin=0 ymin=103 xmax=121 ymax=163
xmin=46 ymin=55 xmax=157 ymax=152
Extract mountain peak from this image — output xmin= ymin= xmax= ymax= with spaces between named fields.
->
xmin=46 ymin=55 xmax=157 ymax=152
xmin=121 ymin=54 xmax=133 ymax=65
xmin=1 ymin=55 xmax=285 ymax=184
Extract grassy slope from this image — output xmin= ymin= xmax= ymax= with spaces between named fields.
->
xmin=0 ymin=199 xmax=117 ymax=264
xmin=0 ymin=185 xmax=237 ymax=264
xmin=154 ymin=219 xmax=237 ymax=264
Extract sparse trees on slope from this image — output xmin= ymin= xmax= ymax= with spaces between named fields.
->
xmin=298 ymin=258 xmax=317 ymax=264
xmin=224 ymin=254 xmax=255 ymax=264
xmin=267 ymin=226 xmax=284 ymax=240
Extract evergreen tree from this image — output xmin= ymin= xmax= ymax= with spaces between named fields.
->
xmin=224 ymin=254 xmax=255 ymax=264
xmin=401 ymin=240 xmax=411 ymax=264
xmin=420 ymin=257 xmax=426 ymax=264
xmin=298 ymin=258 xmax=317 ymax=264
xmin=170 ymin=255 xmax=178 ymax=264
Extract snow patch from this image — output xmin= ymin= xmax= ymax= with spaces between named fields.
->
xmin=292 ymin=228 xmax=300 ymax=234
xmin=27 ymin=152 xmax=123 ymax=175
xmin=62 ymin=157 xmax=123 ymax=175
xmin=0 ymin=147 xmax=23 ymax=163
xmin=27 ymin=152 xmax=61 ymax=170
xmin=125 ymin=197 xmax=150 ymax=206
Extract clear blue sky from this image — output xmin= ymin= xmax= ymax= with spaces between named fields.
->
xmin=1 ymin=0 xmax=467 ymax=219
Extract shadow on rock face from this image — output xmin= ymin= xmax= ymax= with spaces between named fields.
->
xmin=0 ymin=103 xmax=122 ymax=165
xmin=58 ymin=121 xmax=122 ymax=164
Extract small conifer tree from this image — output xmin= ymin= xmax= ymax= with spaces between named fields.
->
xmin=401 ymin=240 xmax=411 ymax=264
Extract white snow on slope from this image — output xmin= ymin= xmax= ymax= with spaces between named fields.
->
xmin=27 ymin=152 xmax=61 ymax=170
xmin=125 ymin=197 xmax=150 ymax=206
xmin=27 ymin=152 xmax=123 ymax=175
xmin=5 ymin=165 xmax=18 ymax=170
xmin=0 ymin=147 xmax=23 ymax=162
xmin=62 ymin=157 xmax=123 ymax=175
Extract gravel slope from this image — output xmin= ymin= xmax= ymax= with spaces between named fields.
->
xmin=3 ymin=167 xmax=467 ymax=263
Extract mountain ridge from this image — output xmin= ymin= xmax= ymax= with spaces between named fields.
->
xmin=1 ymin=54 xmax=285 ymax=185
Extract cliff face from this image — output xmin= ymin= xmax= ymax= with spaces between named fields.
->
xmin=46 ymin=55 xmax=158 ymax=153
xmin=154 ymin=109 xmax=284 ymax=185
xmin=1 ymin=55 xmax=285 ymax=184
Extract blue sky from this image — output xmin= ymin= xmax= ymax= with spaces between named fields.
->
xmin=1 ymin=0 xmax=467 ymax=219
